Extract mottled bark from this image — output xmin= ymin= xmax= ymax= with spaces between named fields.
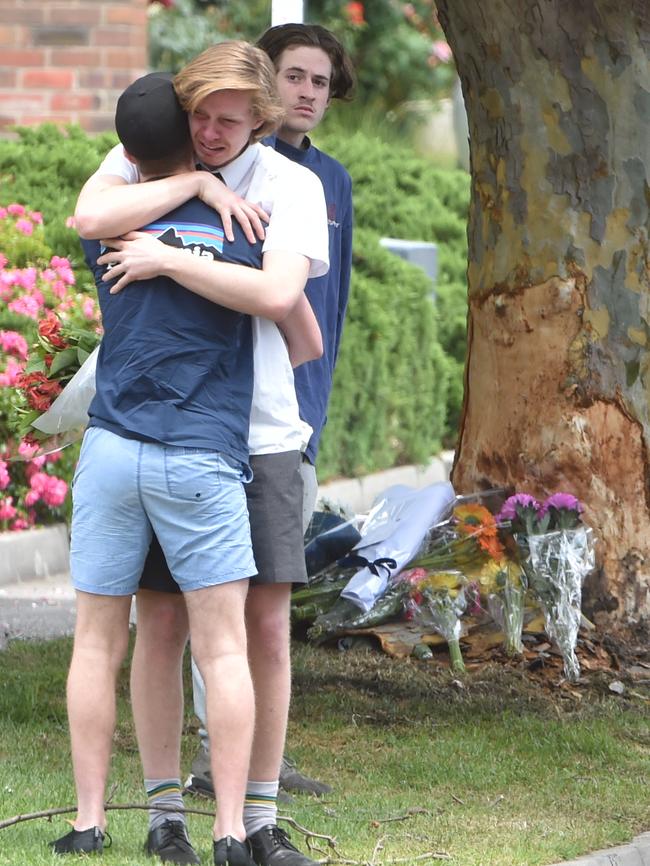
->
xmin=435 ymin=0 xmax=650 ymax=626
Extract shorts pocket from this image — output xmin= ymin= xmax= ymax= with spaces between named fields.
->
xmin=164 ymin=448 xmax=224 ymax=502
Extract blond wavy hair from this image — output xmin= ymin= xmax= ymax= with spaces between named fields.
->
xmin=174 ymin=41 xmax=285 ymax=142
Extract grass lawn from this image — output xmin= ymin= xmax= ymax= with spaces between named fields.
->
xmin=0 ymin=634 xmax=648 ymax=866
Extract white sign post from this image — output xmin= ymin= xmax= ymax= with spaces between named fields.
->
xmin=271 ymin=0 xmax=304 ymax=25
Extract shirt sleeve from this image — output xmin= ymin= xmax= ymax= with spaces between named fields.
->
xmin=95 ymin=144 xmax=140 ymax=184
xmin=262 ymin=163 xmax=330 ymax=279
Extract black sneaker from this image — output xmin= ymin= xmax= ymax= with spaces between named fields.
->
xmin=50 ymin=826 xmax=109 ymax=855
xmin=213 ymin=835 xmax=255 ymax=866
xmin=145 ymin=820 xmax=200 ymax=865
xmin=279 ymin=756 xmax=332 ymax=797
xmin=248 ymin=825 xmax=317 ymax=866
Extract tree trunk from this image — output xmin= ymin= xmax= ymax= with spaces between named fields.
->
xmin=435 ymin=0 xmax=650 ymax=628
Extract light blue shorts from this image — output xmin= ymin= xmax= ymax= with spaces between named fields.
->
xmin=70 ymin=426 xmax=256 ymax=596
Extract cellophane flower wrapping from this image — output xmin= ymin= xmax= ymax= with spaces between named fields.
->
xmin=404 ymin=570 xmax=467 ymax=673
xmin=526 ymin=527 xmax=595 ymax=680
xmin=487 ymin=561 xmax=526 ymax=656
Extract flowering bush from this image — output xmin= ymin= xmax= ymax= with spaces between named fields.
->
xmin=0 ymin=205 xmax=100 ymax=531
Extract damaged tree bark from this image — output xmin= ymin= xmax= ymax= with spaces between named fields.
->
xmin=435 ymin=0 xmax=650 ymax=627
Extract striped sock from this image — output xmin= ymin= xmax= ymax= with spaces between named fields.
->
xmin=243 ymin=780 xmax=279 ymax=836
xmin=145 ymin=778 xmax=185 ymax=833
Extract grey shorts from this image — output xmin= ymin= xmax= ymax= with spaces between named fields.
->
xmin=139 ymin=449 xmax=308 ymax=592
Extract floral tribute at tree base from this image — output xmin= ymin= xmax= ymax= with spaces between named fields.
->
xmin=295 ymin=488 xmax=599 ymax=682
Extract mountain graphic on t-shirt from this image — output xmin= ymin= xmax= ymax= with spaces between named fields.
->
xmin=156 ymin=226 xmax=222 ymax=261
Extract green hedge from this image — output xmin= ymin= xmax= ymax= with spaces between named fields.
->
xmin=0 ymin=125 xmax=469 ymax=481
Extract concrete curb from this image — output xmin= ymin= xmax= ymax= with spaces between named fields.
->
xmin=0 ymin=523 xmax=69 ymax=587
xmin=317 ymin=450 xmax=455 ymax=514
xmin=547 ymin=832 xmax=650 ymax=866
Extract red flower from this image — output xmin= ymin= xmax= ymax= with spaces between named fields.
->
xmin=38 ymin=310 xmax=68 ymax=350
xmin=17 ymin=371 xmax=62 ymax=412
xmin=345 ymin=2 xmax=365 ymax=25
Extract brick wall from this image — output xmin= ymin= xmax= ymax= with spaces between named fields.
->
xmin=0 ymin=0 xmax=148 ymax=134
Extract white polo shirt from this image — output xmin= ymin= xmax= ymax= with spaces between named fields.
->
xmin=95 ymin=142 xmax=329 ymax=455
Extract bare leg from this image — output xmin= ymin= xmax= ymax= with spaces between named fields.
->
xmin=66 ymin=591 xmax=132 ymax=830
xmin=131 ymin=590 xmax=189 ymax=778
xmin=246 ymin=584 xmax=292 ymax=781
xmin=184 ymin=579 xmax=254 ymax=842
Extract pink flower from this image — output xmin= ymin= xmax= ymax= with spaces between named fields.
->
xmin=8 ymin=294 xmax=41 ymax=319
xmin=18 ymin=440 xmax=40 ymax=459
xmin=0 ymin=330 xmax=29 ymax=359
xmin=29 ymin=211 xmax=43 ymax=224
xmin=82 ymin=296 xmax=96 ymax=319
xmin=7 ymin=203 xmax=25 ymax=216
xmin=15 ymin=218 xmax=34 ymax=236
xmin=0 ymin=253 xmax=7 ymax=269
xmin=0 ymin=459 xmax=10 ymax=490
xmin=25 ymin=489 xmax=41 ymax=507
xmin=16 ymin=267 xmax=37 ymax=291
xmin=0 ymin=357 xmax=26 ymax=387
xmin=65 ymin=215 xmax=76 ymax=229
xmin=431 ymin=40 xmax=453 ymax=64
xmin=11 ymin=518 xmax=31 ymax=532
xmin=0 ymin=207 xmax=7 ymax=220
xmin=29 ymin=472 xmax=68 ymax=508
xmin=0 ymin=497 xmax=17 ymax=521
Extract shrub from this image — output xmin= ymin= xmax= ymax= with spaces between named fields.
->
xmin=317 ymin=229 xmax=449 ymax=479
xmin=0 ymin=124 xmax=116 ymax=267
xmin=0 ymin=206 xmax=100 ymax=530
xmin=314 ymin=128 xmax=470 ymax=460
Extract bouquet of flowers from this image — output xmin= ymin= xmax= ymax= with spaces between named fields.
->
xmin=401 ymin=567 xmax=468 ymax=674
xmin=486 ymin=559 xmax=527 ymax=656
xmin=497 ymin=492 xmax=595 ymax=680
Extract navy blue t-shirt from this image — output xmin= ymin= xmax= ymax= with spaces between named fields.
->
xmin=81 ymin=197 xmax=263 ymax=466
xmin=268 ymin=135 xmax=353 ymax=464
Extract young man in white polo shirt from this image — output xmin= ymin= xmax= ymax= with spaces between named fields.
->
xmin=74 ymin=40 xmax=329 ymax=866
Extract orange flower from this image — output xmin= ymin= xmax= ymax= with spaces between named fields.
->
xmin=345 ymin=2 xmax=365 ymax=26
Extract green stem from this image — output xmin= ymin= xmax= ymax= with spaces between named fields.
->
xmin=447 ymin=638 xmax=465 ymax=674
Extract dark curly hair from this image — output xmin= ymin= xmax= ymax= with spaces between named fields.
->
xmin=256 ymin=23 xmax=355 ymax=101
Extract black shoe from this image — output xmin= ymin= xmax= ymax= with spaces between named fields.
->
xmin=248 ymin=825 xmax=317 ymax=866
xmin=279 ymin=756 xmax=332 ymax=797
xmin=213 ymin=835 xmax=255 ymax=866
xmin=145 ymin=820 xmax=200 ymax=865
xmin=50 ymin=826 xmax=109 ymax=855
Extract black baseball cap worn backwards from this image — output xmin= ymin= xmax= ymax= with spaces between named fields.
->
xmin=115 ymin=72 xmax=190 ymax=161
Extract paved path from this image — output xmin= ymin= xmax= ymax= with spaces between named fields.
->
xmin=0 ymin=573 xmax=75 ymax=649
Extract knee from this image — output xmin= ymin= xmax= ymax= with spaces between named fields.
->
xmin=248 ymin=608 xmax=290 ymax=663
xmin=135 ymin=593 xmax=188 ymax=651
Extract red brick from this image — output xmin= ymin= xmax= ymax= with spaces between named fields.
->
xmin=110 ymin=70 xmax=145 ymax=88
xmin=33 ymin=25 xmax=90 ymax=47
xmin=0 ymin=69 xmax=17 ymax=87
xmin=79 ymin=113 xmax=116 ymax=134
xmin=0 ymin=92 xmax=45 ymax=111
xmin=1 ymin=49 xmax=46 ymax=66
xmin=51 ymin=48 xmax=101 ymax=66
xmin=0 ymin=4 xmax=45 ymax=25
xmin=0 ymin=25 xmax=17 ymax=45
xmin=106 ymin=5 xmax=147 ymax=26
xmin=51 ymin=92 xmax=99 ymax=111
xmin=22 ymin=68 xmax=76 ymax=89
xmin=105 ymin=48 xmax=147 ymax=68
xmin=94 ymin=26 xmax=145 ymax=47
xmin=45 ymin=6 xmax=103 ymax=27
xmin=78 ymin=69 xmax=111 ymax=89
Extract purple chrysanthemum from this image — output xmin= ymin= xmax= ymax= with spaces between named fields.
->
xmin=539 ymin=492 xmax=583 ymax=516
xmin=496 ymin=493 xmax=541 ymax=524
